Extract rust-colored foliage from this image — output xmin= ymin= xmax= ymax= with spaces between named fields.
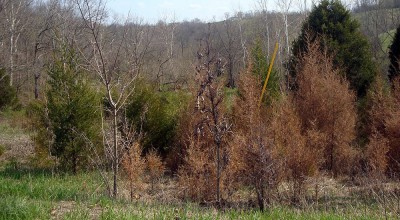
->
xmin=365 ymin=131 xmax=389 ymax=177
xmin=295 ymin=39 xmax=357 ymax=176
xmin=177 ymin=134 xmax=218 ymax=202
xmin=362 ymin=75 xmax=393 ymax=176
xmin=145 ymin=150 xmax=165 ymax=192
xmin=365 ymin=75 xmax=394 ymax=138
xmin=386 ymin=77 xmax=400 ymax=176
xmin=177 ymin=33 xmax=230 ymax=204
xmin=230 ymin=71 xmax=282 ymax=211
xmin=121 ymin=142 xmax=145 ymax=201
xmin=270 ymin=96 xmax=320 ymax=202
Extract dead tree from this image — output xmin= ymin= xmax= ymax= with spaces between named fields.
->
xmin=195 ymin=24 xmax=230 ymax=206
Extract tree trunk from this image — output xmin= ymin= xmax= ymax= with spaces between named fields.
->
xmin=216 ymin=140 xmax=221 ymax=206
xmin=73 ymin=151 xmax=77 ymax=175
xmin=34 ymin=73 xmax=40 ymax=99
xmin=113 ymin=107 xmax=118 ymax=198
xmin=256 ymin=186 xmax=265 ymax=212
xmin=227 ymin=57 xmax=235 ymax=88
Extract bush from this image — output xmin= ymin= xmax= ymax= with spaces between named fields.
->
xmin=0 ymin=69 xmax=17 ymax=110
xmin=386 ymin=77 xmax=400 ymax=176
xmin=28 ymin=47 xmax=101 ymax=173
xmin=365 ymin=132 xmax=389 ymax=177
xmin=270 ymin=96 xmax=319 ymax=203
xmin=126 ymin=81 xmax=189 ymax=155
xmin=230 ymin=71 xmax=282 ymax=210
xmin=295 ymin=39 xmax=357 ymax=176
xmin=121 ymin=142 xmax=145 ymax=201
xmin=0 ymin=144 xmax=5 ymax=157
xmin=145 ymin=150 xmax=165 ymax=192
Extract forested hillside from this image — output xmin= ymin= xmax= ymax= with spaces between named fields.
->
xmin=1 ymin=0 xmax=400 ymax=218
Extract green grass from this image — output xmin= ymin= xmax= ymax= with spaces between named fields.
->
xmin=0 ymin=168 xmax=391 ymax=219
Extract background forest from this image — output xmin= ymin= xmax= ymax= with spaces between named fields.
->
xmin=1 ymin=0 xmax=400 ymax=218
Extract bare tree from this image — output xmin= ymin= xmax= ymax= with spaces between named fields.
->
xmin=218 ymin=14 xmax=241 ymax=88
xmin=255 ymin=0 xmax=271 ymax=59
xmin=30 ymin=0 xmax=65 ymax=99
xmin=76 ymin=0 xmax=144 ymax=198
xmin=276 ymin=0 xmax=293 ymax=58
xmin=1 ymin=0 xmax=32 ymax=87
xmin=153 ymin=17 xmax=178 ymax=91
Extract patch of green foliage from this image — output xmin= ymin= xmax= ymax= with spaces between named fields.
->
xmin=0 ymin=69 xmax=18 ymax=110
xmin=0 ymin=144 xmax=5 ymax=157
xmin=250 ymin=38 xmax=281 ymax=105
xmin=223 ymin=87 xmax=238 ymax=113
xmin=126 ymin=81 xmax=191 ymax=155
xmin=27 ymin=46 xmax=101 ymax=173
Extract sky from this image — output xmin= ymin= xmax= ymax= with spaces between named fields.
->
xmin=107 ymin=0 xmax=354 ymax=24
xmin=107 ymin=0 xmax=259 ymax=23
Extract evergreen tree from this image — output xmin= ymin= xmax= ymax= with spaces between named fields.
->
xmin=389 ymin=25 xmax=400 ymax=81
xmin=0 ymin=69 xmax=17 ymax=110
xmin=250 ymin=39 xmax=280 ymax=103
xmin=290 ymin=0 xmax=376 ymax=97
xmin=31 ymin=47 xmax=101 ymax=173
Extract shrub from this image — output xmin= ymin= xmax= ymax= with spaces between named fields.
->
xmin=230 ymin=70 xmax=282 ymax=211
xmin=121 ymin=142 xmax=145 ymax=201
xmin=386 ymin=77 xmax=400 ymax=176
xmin=126 ymin=81 xmax=189 ymax=155
xmin=29 ymin=47 xmax=101 ymax=173
xmin=270 ymin=96 xmax=319 ymax=203
xmin=177 ymin=127 xmax=220 ymax=202
xmin=0 ymin=144 xmax=5 ymax=157
xmin=295 ymin=39 xmax=357 ymax=176
xmin=145 ymin=150 xmax=165 ymax=192
xmin=0 ymin=69 xmax=17 ymax=110
xmin=365 ymin=132 xmax=389 ymax=177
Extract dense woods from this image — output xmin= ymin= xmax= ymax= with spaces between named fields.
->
xmin=1 ymin=0 xmax=400 ymax=216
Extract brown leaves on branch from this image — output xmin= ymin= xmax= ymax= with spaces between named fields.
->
xmin=230 ymin=71 xmax=282 ymax=210
xmin=295 ymin=38 xmax=357 ymax=176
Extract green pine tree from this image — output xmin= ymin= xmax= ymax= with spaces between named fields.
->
xmin=30 ymin=46 xmax=101 ymax=173
xmin=0 ymin=69 xmax=17 ymax=110
xmin=389 ymin=25 xmax=400 ymax=81
xmin=250 ymin=39 xmax=280 ymax=104
xmin=290 ymin=0 xmax=376 ymax=97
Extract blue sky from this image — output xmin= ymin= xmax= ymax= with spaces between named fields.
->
xmin=107 ymin=0 xmax=256 ymax=23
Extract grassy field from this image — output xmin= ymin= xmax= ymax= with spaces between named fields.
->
xmin=1 ymin=164 xmax=399 ymax=220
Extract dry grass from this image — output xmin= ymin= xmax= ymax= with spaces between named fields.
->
xmin=0 ymin=111 xmax=34 ymax=165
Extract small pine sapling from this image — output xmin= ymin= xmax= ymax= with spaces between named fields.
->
xmin=145 ymin=150 xmax=165 ymax=193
